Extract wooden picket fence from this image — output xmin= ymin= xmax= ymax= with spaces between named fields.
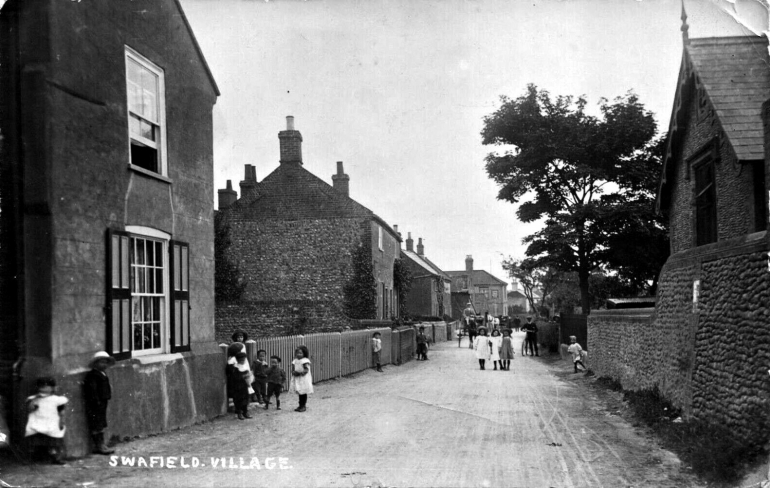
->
xmin=222 ymin=327 xmax=393 ymax=390
xmin=221 ymin=323 xmax=459 ymax=390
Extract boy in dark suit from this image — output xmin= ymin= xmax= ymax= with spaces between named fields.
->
xmin=84 ymin=351 xmax=116 ymax=455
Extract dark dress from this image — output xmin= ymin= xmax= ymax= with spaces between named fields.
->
xmin=226 ymin=364 xmax=250 ymax=412
xmin=84 ymin=369 xmax=111 ymax=433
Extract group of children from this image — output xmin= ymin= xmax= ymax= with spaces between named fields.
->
xmin=472 ymin=328 xmax=515 ymax=370
xmin=226 ymin=330 xmax=314 ymax=419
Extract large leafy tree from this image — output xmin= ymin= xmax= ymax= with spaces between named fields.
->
xmin=483 ymin=84 xmax=662 ymax=313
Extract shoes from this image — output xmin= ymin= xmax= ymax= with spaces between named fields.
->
xmin=276 ymin=406 xmax=281 ymax=410
xmin=243 ymin=412 xmax=252 ymax=419
xmin=264 ymin=403 xmax=269 ymax=410
xmin=237 ymin=413 xmax=244 ymax=420
xmin=295 ymin=407 xmax=306 ymax=412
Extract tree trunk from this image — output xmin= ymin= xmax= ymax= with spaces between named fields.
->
xmin=578 ymin=268 xmax=591 ymax=314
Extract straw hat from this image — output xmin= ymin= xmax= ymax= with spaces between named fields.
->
xmin=89 ymin=351 xmax=116 ymax=368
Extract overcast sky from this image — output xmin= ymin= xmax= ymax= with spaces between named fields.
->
xmin=179 ymin=0 xmax=756 ymax=288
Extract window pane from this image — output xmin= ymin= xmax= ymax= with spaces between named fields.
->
xmin=156 ymin=268 xmax=163 ymax=294
xmin=136 ymin=240 xmax=146 ymax=265
xmin=152 ymin=297 xmax=161 ymax=321
xmin=133 ymin=323 xmax=142 ymax=350
xmin=130 ymin=140 xmax=158 ymax=173
xmin=138 ymin=268 xmax=146 ymax=293
xmin=132 ymin=297 xmax=142 ymax=324
xmin=152 ymin=323 xmax=160 ymax=349
xmin=143 ymin=296 xmax=151 ymax=322
xmin=143 ymin=324 xmax=151 ymax=350
xmin=146 ymin=238 xmax=154 ymax=266
xmin=155 ymin=242 xmax=163 ymax=266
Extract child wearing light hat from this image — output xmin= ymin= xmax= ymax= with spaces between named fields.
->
xmin=84 ymin=351 xmax=116 ymax=454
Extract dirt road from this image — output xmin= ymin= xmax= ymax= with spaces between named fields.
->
xmin=1 ymin=332 xmax=702 ymax=487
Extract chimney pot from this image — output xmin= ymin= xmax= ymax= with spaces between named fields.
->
xmin=416 ymin=238 xmax=424 ymax=256
xmin=406 ymin=232 xmax=414 ymax=252
xmin=279 ymin=117 xmax=303 ymax=165
xmin=332 ymin=160 xmax=350 ymax=197
xmin=465 ymin=254 xmax=474 ymax=272
xmin=286 ymin=116 xmax=295 ymax=130
xmin=218 ymin=179 xmax=238 ymax=209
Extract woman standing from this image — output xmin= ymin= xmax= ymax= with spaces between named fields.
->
xmin=489 ymin=329 xmax=503 ymax=370
xmin=473 ymin=328 xmax=490 ymax=370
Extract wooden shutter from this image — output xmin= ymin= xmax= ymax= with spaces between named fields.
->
xmin=169 ymin=241 xmax=191 ymax=353
xmin=106 ymin=229 xmax=132 ymax=360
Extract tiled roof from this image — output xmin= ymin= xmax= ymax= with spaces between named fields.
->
xmin=445 ymin=269 xmax=507 ymax=286
xmin=224 ymin=164 xmax=396 ymax=238
xmin=402 ymin=250 xmax=450 ymax=279
xmin=687 ymin=36 xmax=770 ymax=161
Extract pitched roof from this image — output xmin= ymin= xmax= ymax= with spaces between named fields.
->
xmin=687 ymin=36 xmax=769 ymax=160
xmin=507 ymin=290 xmax=526 ymax=299
xmin=173 ymin=0 xmax=221 ymax=97
xmin=657 ymin=35 xmax=770 ymax=211
xmin=223 ymin=163 xmax=400 ymax=238
xmin=445 ymin=269 xmax=507 ymax=286
xmin=402 ymin=250 xmax=450 ymax=279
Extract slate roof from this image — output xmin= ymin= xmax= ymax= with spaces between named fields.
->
xmin=225 ymin=163 xmax=400 ymax=239
xmin=445 ymin=269 xmax=507 ymax=286
xmin=687 ymin=36 xmax=769 ymax=161
xmin=657 ymin=35 xmax=770 ymax=211
xmin=402 ymin=250 xmax=450 ymax=279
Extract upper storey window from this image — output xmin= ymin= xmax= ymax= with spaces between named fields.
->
xmin=126 ymin=47 xmax=167 ymax=177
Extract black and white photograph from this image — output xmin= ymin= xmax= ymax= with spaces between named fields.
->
xmin=0 ymin=0 xmax=769 ymax=486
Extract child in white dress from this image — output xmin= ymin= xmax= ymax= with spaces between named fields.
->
xmin=567 ymin=336 xmax=587 ymax=373
xmin=290 ymin=346 xmax=313 ymax=412
xmin=473 ymin=328 xmax=491 ymax=370
xmin=25 ymin=377 xmax=68 ymax=464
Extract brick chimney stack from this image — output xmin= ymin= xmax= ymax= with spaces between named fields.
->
xmin=406 ymin=232 xmax=414 ymax=252
xmin=217 ymin=180 xmax=237 ymax=210
xmin=279 ymin=115 xmax=303 ymax=166
xmin=239 ymin=164 xmax=257 ymax=197
xmin=332 ymin=161 xmax=350 ymax=196
xmin=417 ymin=237 xmax=424 ymax=256
xmin=465 ymin=255 xmax=473 ymax=272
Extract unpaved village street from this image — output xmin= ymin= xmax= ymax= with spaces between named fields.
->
xmin=1 ymin=332 xmax=702 ymax=488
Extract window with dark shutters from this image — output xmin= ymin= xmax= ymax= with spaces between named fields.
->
xmin=170 ymin=241 xmax=191 ymax=353
xmin=106 ymin=230 xmax=132 ymax=360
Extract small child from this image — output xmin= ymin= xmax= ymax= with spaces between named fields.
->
xmin=372 ymin=332 xmax=383 ymax=372
xmin=499 ymin=329 xmax=515 ymax=371
xmin=264 ymin=356 xmax=287 ymax=410
xmin=25 ymin=377 xmax=68 ymax=464
xmin=290 ymin=346 xmax=313 ymax=412
xmin=416 ymin=327 xmax=429 ymax=360
xmin=226 ymin=352 xmax=252 ymax=419
xmin=567 ymin=336 xmax=587 ymax=373
xmin=84 ymin=351 xmax=116 ymax=455
xmin=252 ymin=350 xmax=269 ymax=406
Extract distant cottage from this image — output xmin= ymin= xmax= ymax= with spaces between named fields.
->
xmin=216 ymin=117 xmax=401 ymax=339
xmin=446 ymin=256 xmax=507 ymax=317
xmin=400 ymin=233 xmax=451 ymax=319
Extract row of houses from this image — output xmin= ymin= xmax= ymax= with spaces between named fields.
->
xmin=0 ymin=0 xmax=513 ymax=457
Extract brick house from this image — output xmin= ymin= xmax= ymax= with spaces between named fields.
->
xmin=0 ymin=0 xmax=224 ymax=455
xmin=400 ymin=233 xmax=451 ymax=318
xmin=215 ymin=117 xmax=401 ymax=339
xmin=649 ymin=29 xmax=770 ymax=445
xmin=446 ymin=256 xmax=508 ymax=316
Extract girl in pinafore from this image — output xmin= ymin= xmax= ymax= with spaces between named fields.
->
xmin=25 ymin=377 xmax=68 ymax=464
xmin=489 ymin=329 xmax=503 ymax=370
xmin=499 ymin=329 xmax=515 ymax=371
xmin=290 ymin=346 xmax=313 ymax=412
xmin=473 ymin=327 xmax=490 ymax=370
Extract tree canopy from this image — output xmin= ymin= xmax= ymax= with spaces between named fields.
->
xmin=483 ymin=84 xmax=668 ymax=313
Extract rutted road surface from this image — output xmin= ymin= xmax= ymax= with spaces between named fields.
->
xmin=2 ymin=332 xmax=702 ymax=487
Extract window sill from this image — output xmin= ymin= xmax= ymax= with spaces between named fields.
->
xmin=129 ymin=164 xmax=172 ymax=184
xmin=133 ymin=352 xmax=185 ymax=365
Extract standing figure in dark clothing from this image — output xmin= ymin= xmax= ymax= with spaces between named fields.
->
xmin=523 ymin=316 xmax=539 ymax=356
xmin=227 ymin=352 xmax=252 ymax=420
xmin=84 ymin=351 xmax=116 ymax=455
xmin=416 ymin=326 xmax=430 ymax=360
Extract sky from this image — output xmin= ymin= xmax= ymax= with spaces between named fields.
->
xmin=179 ymin=0 xmax=757 ymax=289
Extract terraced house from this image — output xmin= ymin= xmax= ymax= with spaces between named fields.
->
xmin=0 ymin=0 xmax=224 ymax=456
xmin=215 ymin=117 xmax=401 ymax=339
